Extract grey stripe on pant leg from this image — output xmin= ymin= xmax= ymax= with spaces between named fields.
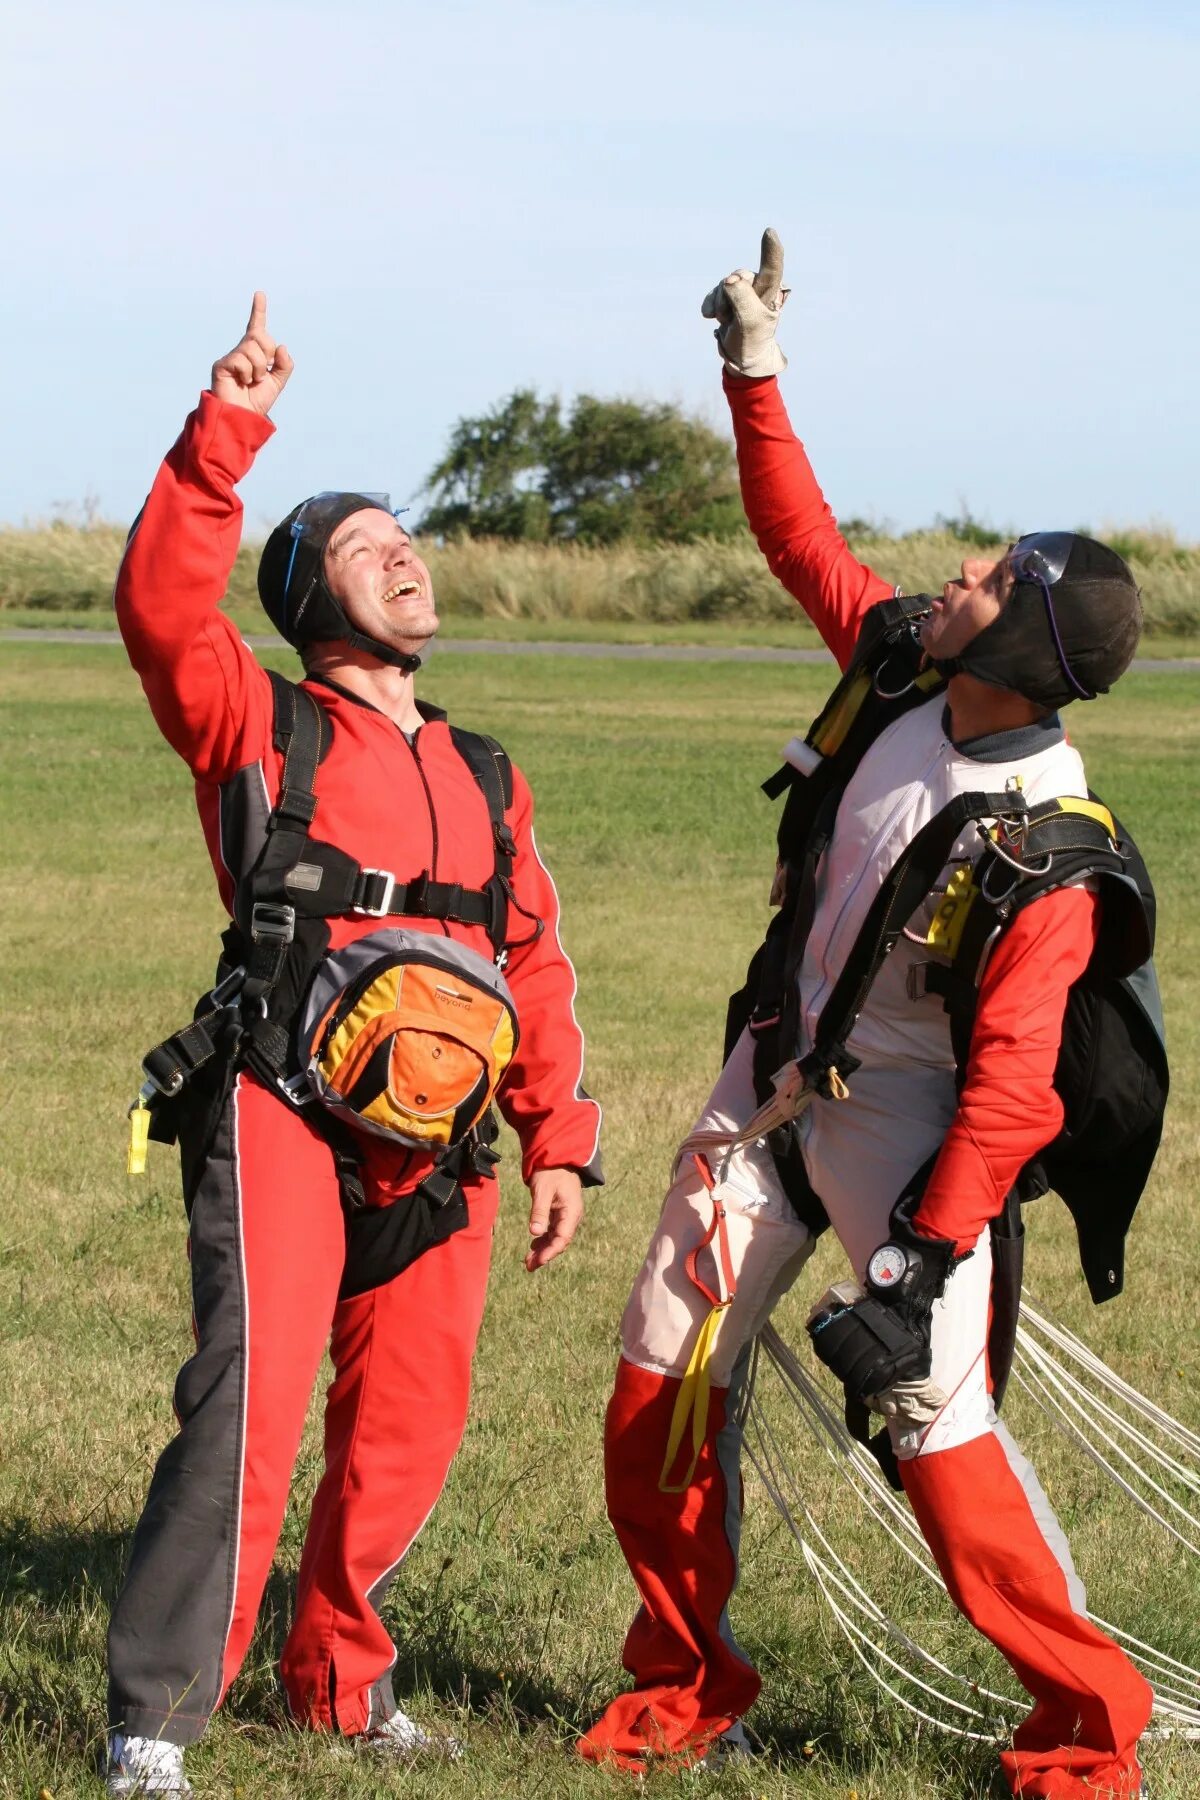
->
xmin=715 ymin=1340 xmax=756 ymax=1666
xmin=994 ymin=1414 xmax=1088 ymax=1615
xmin=107 ymin=1084 xmax=249 ymax=1746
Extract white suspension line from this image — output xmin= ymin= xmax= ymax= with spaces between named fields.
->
xmin=747 ymin=1377 xmax=1021 ymax=1723
xmin=1013 ymin=1332 xmax=1200 ymax=1502
xmin=1020 ymin=1297 xmax=1200 ymax=1463
xmin=745 ymin=1314 xmax=1200 ymax=1742
xmin=745 ymin=1409 xmax=1011 ymax=1740
xmin=1008 ymin=1359 xmax=1200 ymax=1555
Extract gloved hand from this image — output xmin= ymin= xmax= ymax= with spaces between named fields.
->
xmin=701 ymin=228 xmax=790 ymax=378
xmin=806 ymin=1198 xmax=966 ymax=1410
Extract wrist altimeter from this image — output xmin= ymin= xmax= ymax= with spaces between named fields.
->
xmin=865 ymin=1241 xmax=915 ymax=1298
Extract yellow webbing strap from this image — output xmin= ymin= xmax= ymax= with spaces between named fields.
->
xmin=658 ymin=1304 xmax=730 ymax=1494
xmin=1045 ymin=796 xmax=1117 ymax=837
xmin=658 ymin=1152 xmax=737 ymax=1494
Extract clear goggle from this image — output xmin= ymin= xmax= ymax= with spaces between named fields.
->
xmin=1005 ymin=531 xmax=1093 ymax=700
xmin=284 ymin=492 xmax=409 ymax=599
xmin=1007 ymin=531 xmax=1074 ymax=588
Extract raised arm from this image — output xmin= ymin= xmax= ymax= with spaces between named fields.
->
xmin=114 ymin=295 xmax=294 ymax=781
xmin=703 ymin=232 xmax=892 ymax=671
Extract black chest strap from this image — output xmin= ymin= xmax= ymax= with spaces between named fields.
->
xmin=799 ymin=788 xmax=1023 ymax=1092
xmin=140 ymin=676 xmax=528 ymax=1100
xmin=242 ymin=674 xmax=525 ymax=977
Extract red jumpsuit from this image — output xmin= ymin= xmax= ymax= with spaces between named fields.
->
xmin=579 ymin=374 xmax=1151 ymax=1798
xmin=107 ymin=394 xmax=602 ymax=1745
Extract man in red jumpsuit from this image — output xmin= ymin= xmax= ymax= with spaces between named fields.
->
xmin=579 ymin=235 xmax=1152 ymax=1798
xmin=106 ymin=297 xmax=602 ymax=1796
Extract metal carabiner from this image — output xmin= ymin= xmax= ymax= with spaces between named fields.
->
xmin=980 ymin=857 xmax=1020 ymax=906
xmin=978 ymin=828 xmax=1057 ymax=900
xmin=873 ymin=654 xmax=919 ymax=701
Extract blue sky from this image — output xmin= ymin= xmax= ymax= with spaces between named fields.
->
xmin=3 ymin=0 xmax=1198 ymax=538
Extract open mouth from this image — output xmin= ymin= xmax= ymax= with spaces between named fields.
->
xmin=382 ymin=580 xmax=422 ymax=604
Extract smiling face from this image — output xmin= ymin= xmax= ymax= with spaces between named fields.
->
xmin=323 ymin=507 xmax=438 ymax=657
xmin=918 ymin=553 xmax=1016 ymax=661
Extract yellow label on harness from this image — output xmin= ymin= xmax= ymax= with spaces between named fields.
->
xmin=925 ymin=864 xmax=979 ymax=957
xmin=127 ymin=1097 xmax=150 ymax=1176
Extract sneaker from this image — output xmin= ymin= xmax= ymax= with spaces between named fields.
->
xmin=357 ymin=1706 xmax=464 ymax=1762
xmin=695 ymin=1720 xmax=756 ymax=1771
xmin=106 ymin=1734 xmax=193 ymax=1796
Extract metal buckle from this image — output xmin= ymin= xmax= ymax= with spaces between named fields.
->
xmin=250 ymin=901 xmax=296 ymax=944
xmin=353 ymin=868 xmax=397 ymax=917
xmin=276 ymin=1072 xmax=313 ymax=1108
xmin=906 ymin=962 xmax=931 ymax=1001
xmin=140 ymin=1066 xmax=184 ymax=1099
xmin=206 ymin=965 xmax=247 ymax=1010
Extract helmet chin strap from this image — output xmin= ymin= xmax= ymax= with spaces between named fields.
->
xmin=341 ymin=626 xmax=423 ymax=675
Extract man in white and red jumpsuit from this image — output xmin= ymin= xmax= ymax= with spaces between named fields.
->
xmin=579 ymin=234 xmax=1152 ymax=1798
xmin=106 ymin=298 xmax=602 ymax=1796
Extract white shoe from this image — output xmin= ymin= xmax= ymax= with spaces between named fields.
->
xmin=106 ymin=1734 xmax=193 ymax=1796
xmin=358 ymin=1705 xmax=464 ymax=1762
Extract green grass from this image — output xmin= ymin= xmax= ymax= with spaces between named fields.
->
xmin=1 ymin=648 xmax=1198 ymax=1798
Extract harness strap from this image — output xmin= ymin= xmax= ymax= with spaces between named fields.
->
xmin=805 ymin=789 xmax=1021 ymax=1082
xmin=659 ymin=1153 xmax=738 ymax=1494
xmin=752 ymin=608 xmax=945 ymax=1113
xmin=450 ymin=725 xmax=542 ymax=958
xmin=141 ymin=1013 xmax=224 ymax=1096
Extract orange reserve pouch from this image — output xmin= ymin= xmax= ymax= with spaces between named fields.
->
xmin=297 ymin=929 xmax=519 ymax=1149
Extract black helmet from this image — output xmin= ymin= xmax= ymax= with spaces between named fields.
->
xmin=257 ymin=491 xmax=422 ymax=673
xmin=941 ymin=532 xmax=1141 ymax=709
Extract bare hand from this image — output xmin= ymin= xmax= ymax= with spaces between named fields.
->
xmin=525 ymin=1167 xmax=584 ymax=1272
xmin=209 ymin=292 xmax=294 ymax=416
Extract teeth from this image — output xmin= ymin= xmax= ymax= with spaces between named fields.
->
xmin=383 ymin=581 xmax=420 ymax=602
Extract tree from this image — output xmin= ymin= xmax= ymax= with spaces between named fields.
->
xmin=419 ymin=390 xmax=743 ymax=544
xmin=420 ymin=389 xmax=561 ymax=542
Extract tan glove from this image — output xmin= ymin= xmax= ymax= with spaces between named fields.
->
xmin=864 ymin=1376 xmax=949 ymax=1428
xmin=701 ymin=228 xmax=790 ymax=377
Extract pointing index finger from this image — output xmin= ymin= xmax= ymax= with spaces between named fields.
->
xmin=753 ymin=229 xmax=785 ymax=300
xmin=245 ymin=290 xmax=268 ymax=337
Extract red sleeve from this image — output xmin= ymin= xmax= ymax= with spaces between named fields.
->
xmin=114 ymin=391 xmax=277 ymax=782
xmin=723 ymin=372 xmax=892 ymax=671
xmin=914 ymin=884 xmax=1101 ymax=1253
xmin=495 ymin=764 xmax=603 ymax=1186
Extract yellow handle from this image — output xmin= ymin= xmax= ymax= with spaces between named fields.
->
xmin=658 ymin=1304 xmax=729 ymax=1494
xmin=127 ymin=1097 xmax=150 ymax=1176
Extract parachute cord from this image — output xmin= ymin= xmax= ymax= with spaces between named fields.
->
xmin=745 ymin=1312 xmax=1200 ymax=1740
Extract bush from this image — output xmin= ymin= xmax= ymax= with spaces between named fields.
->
xmin=3 ymin=519 xmax=1197 ymax=638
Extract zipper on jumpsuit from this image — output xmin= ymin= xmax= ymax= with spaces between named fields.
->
xmin=403 ymin=726 xmax=452 ymax=943
xmin=801 ymin=732 xmax=947 ymax=1046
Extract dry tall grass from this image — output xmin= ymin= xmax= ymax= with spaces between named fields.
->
xmin=4 ymin=521 xmax=1199 ymax=635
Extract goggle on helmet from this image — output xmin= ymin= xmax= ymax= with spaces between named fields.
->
xmin=946 ymin=530 xmax=1141 ymax=711
xmin=258 ymin=490 xmax=422 ymax=673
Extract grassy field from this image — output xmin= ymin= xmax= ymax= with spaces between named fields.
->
xmin=4 ymin=519 xmax=1200 ymax=644
xmin=1 ymin=645 xmax=1198 ymax=1799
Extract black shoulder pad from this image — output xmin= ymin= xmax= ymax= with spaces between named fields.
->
xmin=848 ymin=593 xmax=935 ymax=674
xmin=449 ymin=727 xmax=513 ymax=820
